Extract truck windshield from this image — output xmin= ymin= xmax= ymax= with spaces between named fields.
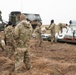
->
xmin=23 ymin=13 xmax=42 ymax=21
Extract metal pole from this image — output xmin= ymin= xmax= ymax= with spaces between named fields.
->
xmin=21 ymin=0 xmax=23 ymax=12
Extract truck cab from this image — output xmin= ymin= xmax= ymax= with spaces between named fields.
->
xmin=9 ymin=11 xmax=21 ymax=25
xmin=9 ymin=11 xmax=42 ymax=29
xmin=23 ymin=13 xmax=42 ymax=29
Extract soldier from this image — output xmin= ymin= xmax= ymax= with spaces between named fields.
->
xmin=14 ymin=14 xmax=32 ymax=72
xmin=4 ymin=21 xmax=16 ymax=58
xmin=58 ymin=23 xmax=68 ymax=34
xmin=34 ymin=22 xmax=42 ymax=47
xmin=46 ymin=19 xmax=57 ymax=43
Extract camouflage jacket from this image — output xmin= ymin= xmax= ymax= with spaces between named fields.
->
xmin=14 ymin=20 xmax=33 ymax=47
xmin=48 ymin=23 xmax=56 ymax=35
xmin=34 ymin=26 xmax=41 ymax=39
xmin=4 ymin=25 xmax=15 ymax=43
xmin=58 ymin=23 xmax=67 ymax=30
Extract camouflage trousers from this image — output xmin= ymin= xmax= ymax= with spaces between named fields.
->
xmin=5 ymin=41 xmax=15 ymax=58
xmin=51 ymin=34 xmax=57 ymax=43
xmin=14 ymin=47 xmax=31 ymax=73
xmin=6 ymin=46 xmax=14 ymax=59
xmin=35 ymin=36 xmax=43 ymax=47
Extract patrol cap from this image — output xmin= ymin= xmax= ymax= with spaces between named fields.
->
xmin=20 ymin=14 xmax=26 ymax=21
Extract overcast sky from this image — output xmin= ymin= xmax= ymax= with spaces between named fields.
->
xmin=0 ymin=0 xmax=76 ymax=24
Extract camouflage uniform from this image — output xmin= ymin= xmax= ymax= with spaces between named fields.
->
xmin=34 ymin=22 xmax=42 ymax=47
xmin=50 ymin=23 xmax=56 ymax=43
xmin=4 ymin=25 xmax=16 ymax=58
xmin=58 ymin=23 xmax=67 ymax=33
xmin=46 ymin=20 xmax=57 ymax=43
xmin=14 ymin=14 xmax=32 ymax=72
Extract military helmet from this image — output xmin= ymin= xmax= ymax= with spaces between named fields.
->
xmin=20 ymin=14 xmax=26 ymax=21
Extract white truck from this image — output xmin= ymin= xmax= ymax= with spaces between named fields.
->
xmin=57 ymin=20 xmax=76 ymax=43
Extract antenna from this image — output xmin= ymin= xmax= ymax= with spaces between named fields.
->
xmin=21 ymin=0 xmax=23 ymax=12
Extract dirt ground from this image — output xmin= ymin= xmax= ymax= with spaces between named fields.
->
xmin=0 ymin=39 xmax=76 ymax=75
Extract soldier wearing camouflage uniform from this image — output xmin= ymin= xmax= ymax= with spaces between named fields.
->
xmin=14 ymin=14 xmax=32 ymax=72
xmin=46 ymin=19 xmax=57 ymax=43
xmin=34 ymin=22 xmax=42 ymax=47
xmin=4 ymin=21 xmax=16 ymax=58
xmin=58 ymin=23 xmax=68 ymax=33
